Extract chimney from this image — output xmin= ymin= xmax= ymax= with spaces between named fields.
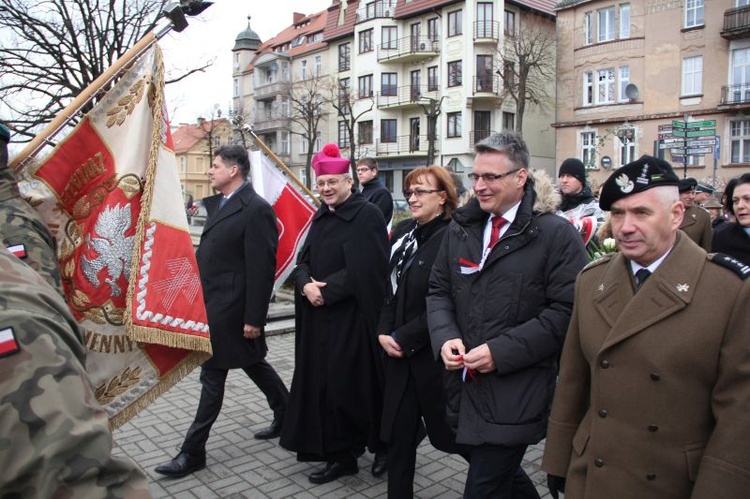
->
xmin=293 ymin=12 xmax=305 ymax=24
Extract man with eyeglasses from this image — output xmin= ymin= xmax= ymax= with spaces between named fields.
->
xmin=427 ymin=131 xmax=588 ymax=498
xmin=280 ymin=143 xmax=389 ymax=485
xmin=356 ymin=157 xmax=393 ymax=228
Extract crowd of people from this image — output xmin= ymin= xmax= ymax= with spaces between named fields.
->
xmin=3 ymin=122 xmax=750 ymax=498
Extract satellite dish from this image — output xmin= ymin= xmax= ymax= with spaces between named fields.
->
xmin=625 ymin=83 xmax=639 ymax=100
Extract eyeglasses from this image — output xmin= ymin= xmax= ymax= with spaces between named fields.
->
xmin=467 ymin=169 xmax=520 ymax=183
xmin=403 ymin=189 xmax=442 ymax=199
xmin=315 ymin=179 xmax=343 ymax=189
xmin=356 ymin=167 xmax=371 ymax=173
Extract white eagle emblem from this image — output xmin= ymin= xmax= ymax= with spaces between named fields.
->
xmin=81 ymin=204 xmax=135 ymax=297
xmin=676 ymin=283 xmax=689 ymax=293
xmin=616 ymin=173 xmax=634 ymax=193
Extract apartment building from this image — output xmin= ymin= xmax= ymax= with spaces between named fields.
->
xmin=172 ymin=117 xmax=233 ymax=202
xmin=555 ymin=0 xmax=750 ymax=190
xmin=233 ymin=0 xmax=557 ymax=194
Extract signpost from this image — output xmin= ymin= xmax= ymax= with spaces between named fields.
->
xmin=664 ymin=117 xmax=717 ymax=178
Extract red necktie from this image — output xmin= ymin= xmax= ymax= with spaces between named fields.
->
xmin=489 ymin=216 xmax=507 ymax=249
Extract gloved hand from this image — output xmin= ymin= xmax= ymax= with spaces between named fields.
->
xmin=547 ymin=474 xmax=566 ymax=499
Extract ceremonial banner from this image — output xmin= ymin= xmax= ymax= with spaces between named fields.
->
xmin=20 ymin=45 xmax=211 ymax=428
xmin=250 ymin=150 xmax=316 ymax=286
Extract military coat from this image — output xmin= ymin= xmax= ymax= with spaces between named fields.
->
xmin=679 ymin=203 xmax=712 ymax=251
xmin=542 ymin=233 xmax=750 ymax=498
xmin=0 ymin=247 xmax=148 ymax=497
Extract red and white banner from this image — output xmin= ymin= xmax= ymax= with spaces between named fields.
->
xmin=20 ymin=45 xmax=211 ymax=428
xmin=250 ymin=151 xmax=315 ymax=286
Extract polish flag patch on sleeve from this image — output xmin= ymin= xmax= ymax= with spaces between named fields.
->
xmin=0 ymin=327 xmax=20 ymax=358
xmin=6 ymin=244 xmax=27 ymax=259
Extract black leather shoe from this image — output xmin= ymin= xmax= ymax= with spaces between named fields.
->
xmin=254 ymin=417 xmax=283 ymax=440
xmin=308 ymin=460 xmax=359 ymax=484
xmin=154 ymin=451 xmax=206 ymax=477
xmin=371 ymin=451 xmax=388 ymax=477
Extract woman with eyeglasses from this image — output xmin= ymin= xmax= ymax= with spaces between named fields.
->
xmin=377 ymin=166 xmax=467 ymax=498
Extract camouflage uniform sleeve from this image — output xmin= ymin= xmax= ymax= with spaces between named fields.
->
xmin=0 ymin=184 xmax=64 ymax=296
xmin=0 ymin=249 xmax=149 ymax=498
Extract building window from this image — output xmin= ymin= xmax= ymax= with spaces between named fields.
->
xmin=583 ymin=12 xmax=593 ymax=45
xmin=619 ymin=3 xmax=630 ymax=39
xmin=447 ymin=112 xmax=462 ymax=138
xmin=179 ymin=156 xmax=186 ymax=172
xmin=583 ymin=71 xmax=594 ymax=106
xmin=427 ymin=66 xmax=438 ymax=91
xmin=359 ymin=74 xmax=373 ymax=98
xmin=502 ymin=112 xmax=515 ymax=131
xmin=731 ymin=120 xmax=750 ymax=163
xmin=684 ymin=0 xmax=704 ymax=28
xmin=281 ymin=98 xmax=290 ymax=117
xmin=598 ymin=7 xmax=615 ymax=42
xmin=281 ymin=132 xmax=290 ymax=155
xmin=381 ymin=119 xmax=397 ymax=143
xmin=503 ymin=60 xmax=515 ymax=92
xmin=381 ymin=73 xmax=398 ymax=96
xmin=339 ymin=43 xmax=351 ymax=71
xmin=619 ymin=137 xmax=636 ymax=167
xmin=314 ymin=55 xmax=321 ymax=77
xmin=338 ymin=121 xmax=350 ymax=148
xmin=359 ymin=29 xmax=374 ymax=53
xmin=382 ymin=26 xmax=397 ymax=49
xmin=428 ymin=17 xmax=439 ymax=41
xmin=596 ymin=68 xmax=615 ymax=104
xmin=618 ymin=66 xmax=630 ymax=101
xmin=448 ymin=60 xmax=462 ymax=87
xmin=682 ymin=56 xmax=703 ymax=96
xmin=338 ymin=78 xmax=351 ymax=113
xmin=233 ymin=78 xmax=239 ymax=97
xmin=447 ymin=10 xmax=462 ymax=37
xmin=214 ymin=136 xmax=221 ymax=148
xmin=505 ymin=10 xmax=516 ymax=37
xmin=301 ymin=132 xmax=322 ymax=154
xmin=581 ymin=131 xmax=597 ymax=168
xmin=359 ymin=120 xmax=373 ymax=144
xmin=301 ymin=60 xmax=308 ymax=80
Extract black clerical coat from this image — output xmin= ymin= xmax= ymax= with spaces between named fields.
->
xmin=280 ymin=192 xmax=388 ymax=461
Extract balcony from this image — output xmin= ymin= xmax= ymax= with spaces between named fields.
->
xmin=377 ymin=85 xmax=440 ymax=109
xmin=356 ymin=0 xmax=396 ymax=23
xmin=376 ymin=135 xmax=437 ymax=156
xmin=470 ymin=129 xmax=496 ymax=147
xmin=253 ymin=79 xmax=289 ymax=100
xmin=720 ymin=83 xmax=750 ymax=110
xmin=474 ymin=21 xmax=501 ymax=43
xmin=253 ymin=111 xmax=289 ymax=131
xmin=378 ymin=35 xmax=440 ymax=64
xmin=722 ymin=5 xmax=750 ymax=39
xmin=473 ymin=75 xmax=500 ymax=97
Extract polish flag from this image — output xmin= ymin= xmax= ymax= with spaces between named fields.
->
xmin=0 ymin=328 xmax=20 ymax=357
xmin=250 ymin=150 xmax=316 ymax=286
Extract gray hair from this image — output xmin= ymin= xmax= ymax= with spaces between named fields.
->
xmin=474 ymin=130 xmax=530 ymax=170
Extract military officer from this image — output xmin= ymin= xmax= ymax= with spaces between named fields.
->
xmin=542 ymin=156 xmax=750 ymax=499
xmin=677 ymin=177 xmax=712 ymax=251
xmin=0 ymin=246 xmax=149 ymax=496
xmin=0 ymin=122 xmax=63 ymax=295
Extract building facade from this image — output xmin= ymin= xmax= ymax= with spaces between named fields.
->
xmin=233 ymin=0 xmax=557 ymax=196
xmin=555 ymin=0 xmax=750 ymax=191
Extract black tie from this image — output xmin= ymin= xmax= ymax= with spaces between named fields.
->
xmin=635 ymin=268 xmax=651 ymax=288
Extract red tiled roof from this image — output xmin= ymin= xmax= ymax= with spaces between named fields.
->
xmin=172 ymin=119 xmax=229 ymax=154
xmin=394 ymin=0 xmax=462 ymax=19
xmin=508 ymin=0 xmax=556 ymax=17
xmin=323 ymin=0 xmax=360 ymax=42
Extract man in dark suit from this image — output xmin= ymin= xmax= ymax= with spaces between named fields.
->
xmin=155 ymin=145 xmax=289 ymax=477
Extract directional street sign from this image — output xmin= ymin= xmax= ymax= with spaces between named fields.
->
xmin=686 ymin=139 xmax=715 ymax=148
xmin=686 ymin=120 xmax=716 ymax=129
xmin=686 ymin=129 xmax=716 ymax=138
xmin=686 ymin=147 xmax=712 ymax=155
xmin=672 ymin=120 xmax=686 ymax=128
xmin=672 ymin=129 xmax=687 ymax=138
xmin=658 ymin=134 xmax=676 ymax=140
xmin=658 ymin=124 xmax=673 ymax=132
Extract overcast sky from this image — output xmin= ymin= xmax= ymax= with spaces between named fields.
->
xmin=160 ymin=0 xmax=332 ymax=124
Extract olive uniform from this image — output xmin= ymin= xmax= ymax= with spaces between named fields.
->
xmin=0 ymin=247 xmax=149 ymax=497
xmin=679 ymin=203 xmax=712 ymax=252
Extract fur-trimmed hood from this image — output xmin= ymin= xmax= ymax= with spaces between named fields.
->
xmin=529 ymin=169 xmax=561 ymax=215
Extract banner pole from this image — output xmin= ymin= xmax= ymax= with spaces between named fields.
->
xmin=249 ymin=130 xmax=320 ymax=207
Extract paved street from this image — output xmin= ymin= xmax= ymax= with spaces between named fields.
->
xmin=113 ymin=331 xmax=553 ymax=498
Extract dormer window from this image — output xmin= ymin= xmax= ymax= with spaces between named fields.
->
xmin=292 ymin=35 xmax=306 ymax=47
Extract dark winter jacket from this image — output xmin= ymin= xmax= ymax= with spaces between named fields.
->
xmin=427 ymin=172 xmax=588 ymax=446
xmin=361 ymin=178 xmax=393 ymax=224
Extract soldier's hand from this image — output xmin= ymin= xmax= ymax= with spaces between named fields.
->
xmin=243 ymin=324 xmax=261 ymax=339
xmin=378 ymin=334 xmax=403 ymax=358
xmin=440 ymin=339 xmax=466 ymax=370
xmin=303 ymin=278 xmax=326 ymax=307
xmin=463 ymin=343 xmax=496 ymax=373
xmin=547 ymin=474 xmax=566 ymax=499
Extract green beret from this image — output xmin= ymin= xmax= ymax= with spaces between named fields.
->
xmin=0 ymin=123 xmax=10 ymax=143
xmin=599 ymin=155 xmax=680 ymax=211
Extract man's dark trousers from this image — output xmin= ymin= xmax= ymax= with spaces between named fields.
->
xmin=181 ymin=361 xmax=289 ymax=455
xmin=464 ymin=444 xmax=540 ymax=499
